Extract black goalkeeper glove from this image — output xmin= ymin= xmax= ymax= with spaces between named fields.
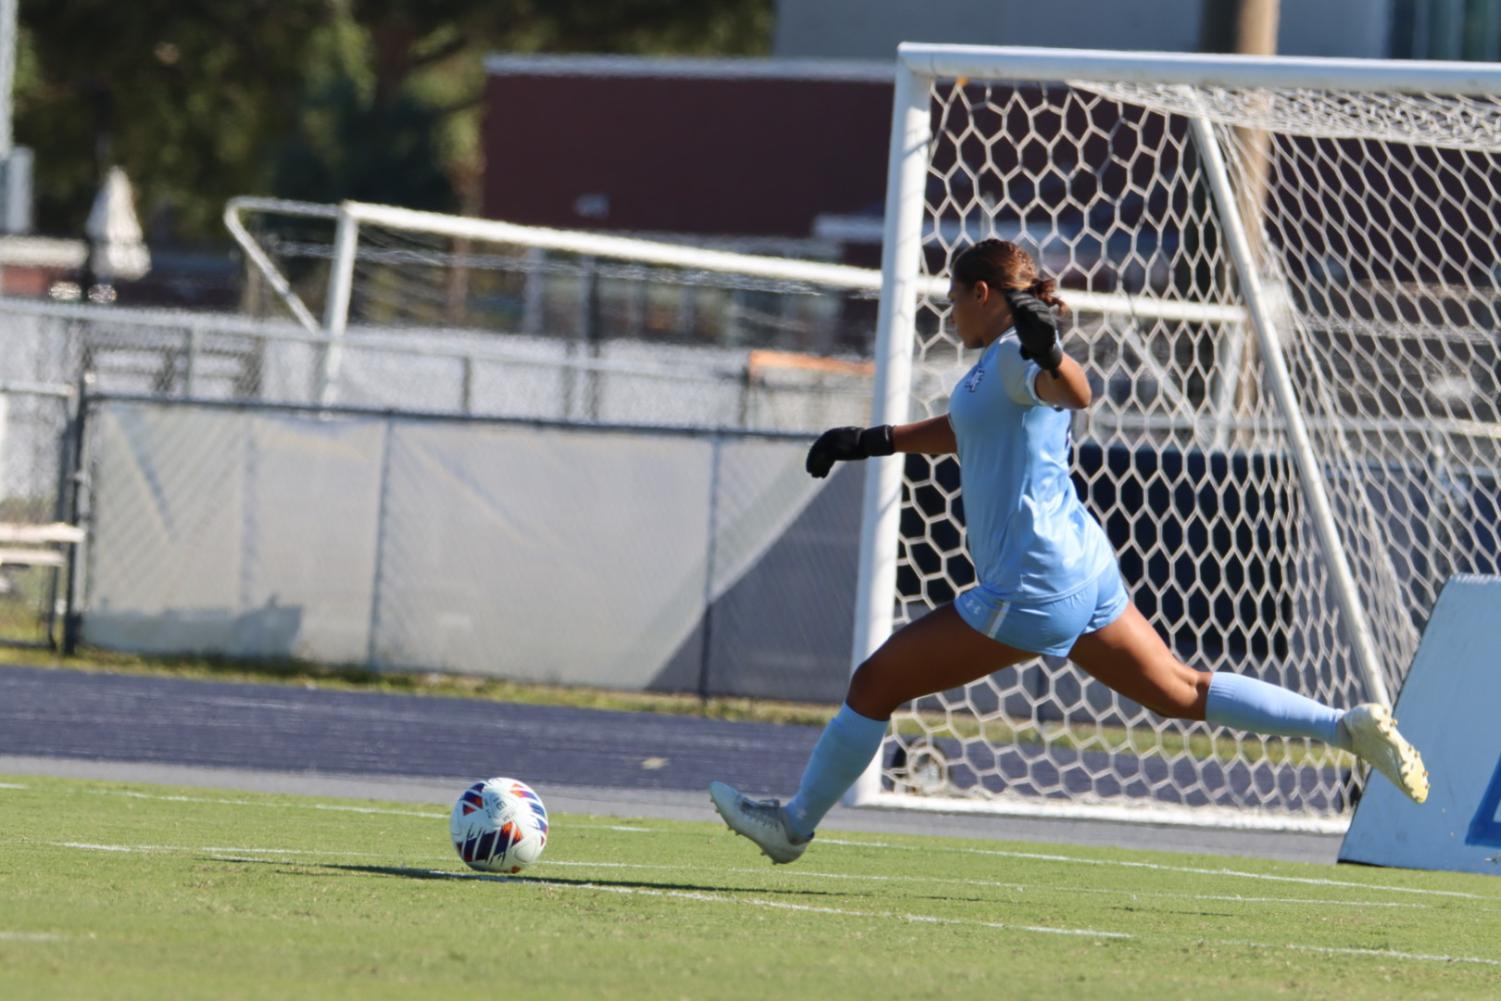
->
xmin=805 ymin=424 xmax=895 ymax=479
xmin=1005 ymin=291 xmax=1064 ymax=377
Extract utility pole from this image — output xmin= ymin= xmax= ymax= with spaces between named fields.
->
xmin=1201 ymin=0 xmax=1280 ymax=444
xmin=1200 ymin=0 xmax=1280 ymax=56
xmin=0 ymin=0 xmax=15 ymax=159
xmin=1199 ymin=0 xmax=1280 ymax=238
xmin=0 ymin=0 xmax=27 ymax=237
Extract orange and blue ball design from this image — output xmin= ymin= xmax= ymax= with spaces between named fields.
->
xmin=450 ymin=777 xmax=549 ymax=874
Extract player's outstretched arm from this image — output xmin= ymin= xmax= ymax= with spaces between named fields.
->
xmin=892 ymin=414 xmax=957 ymax=455
xmin=804 ymin=416 xmax=957 ymax=478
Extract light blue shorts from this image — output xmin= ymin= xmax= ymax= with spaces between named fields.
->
xmin=954 ymin=565 xmax=1129 ymax=657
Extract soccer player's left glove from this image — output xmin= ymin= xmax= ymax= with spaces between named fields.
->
xmin=805 ymin=425 xmax=895 ymax=478
xmin=1005 ymin=291 xmax=1064 ymax=377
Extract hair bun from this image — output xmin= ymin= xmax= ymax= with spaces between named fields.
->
xmin=1028 ymin=277 xmax=1068 ymax=314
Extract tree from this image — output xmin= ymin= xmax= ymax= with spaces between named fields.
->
xmin=17 ymin=0 xmax=775 ymax=241
xmin=333 ymin=0 xmax=777 ymax=212
xmin=17 ymin=0 xmax=332 ymax=239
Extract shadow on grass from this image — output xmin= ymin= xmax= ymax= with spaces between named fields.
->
xmin=206 ymin=857 xmax=851 ymax=898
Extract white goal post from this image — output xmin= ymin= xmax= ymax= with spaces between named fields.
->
xmin=852 ymin=45 xmax=1501 ymax=829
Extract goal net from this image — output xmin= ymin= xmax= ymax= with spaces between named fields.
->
xmin=854 ymin=46 xmax=1501 ymax=828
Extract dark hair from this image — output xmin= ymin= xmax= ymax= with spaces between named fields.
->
xmin=950 ymin=239 xmax=1068 ymax=313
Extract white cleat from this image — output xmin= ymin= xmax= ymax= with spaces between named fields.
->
xmin=1340 ymin=704 xmax=1429 ymax=804
xmin=708 ymin=781 xmax=811 ymax=865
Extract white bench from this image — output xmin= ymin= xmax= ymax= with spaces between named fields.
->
xmin=0 ymin=523 xmax=85 ymax=569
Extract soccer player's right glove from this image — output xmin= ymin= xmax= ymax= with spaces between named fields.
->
xmin=805 ymin=424 xmax=895 ymax=478
xmin=1005 ymin=291 xmax=1064 ymax=377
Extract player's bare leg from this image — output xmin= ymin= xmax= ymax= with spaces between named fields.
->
xmin=710 ymin=605 xmax=1031 ymax=862
xmin=1063 ymin=602 xmax=1210 ymax=719
xmin=1068 ymin=602 xmax=1427 ymax=802
xmin=843 ymin=604 xmax=1034 ymax=721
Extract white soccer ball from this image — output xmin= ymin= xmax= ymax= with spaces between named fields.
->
xmin=450 ymin=777 xmax=549 ymax=874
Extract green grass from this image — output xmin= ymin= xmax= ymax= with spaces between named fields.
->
xmin=0 ymin=565 xmax=62 ymax=646
xmin=2 ymin=775 xmax=1498 ymax=1000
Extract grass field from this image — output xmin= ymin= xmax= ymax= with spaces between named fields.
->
xmin=2 ymin=775 xmax=1499 ymax=999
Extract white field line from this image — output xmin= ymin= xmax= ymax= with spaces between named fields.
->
xmin=426 ymin=868 xmax=1128 ymax=940
xmin=45 ymin=842 xmax=1429 ymax=912
xmin=92 ymin=788 xmax=659 ymax=829
xmin=45 ymin=840 xmax=1116 ymax=941
xmin=1224 ymin=939 xmax=1501 ymax=968
xmin=0 ymin=782 xmax=28 ymax=789
xmin=430 ymin=869 xmax=1501 ymax=965
xmin=54 ymin=842 xmax=384 ymax=859
xmin=818 ymin=838 xmax=1489 ymax=900
xmin=36 ymin=842 xmax=1501 ymax=965
xmin=199 ymin=845 xmax=385 ymax=856
xmin=542 ymin=860 xmax=1427 ymax=910
xmin=0 ymin=931 xmax=68 ymax=941
xmin=42 ymin=789 xmax=1496 ymax=902
xmin=310 ymin=803 xmax=444 ymax=818
xmin=102 ymin=789 xmax=446 ymax=819
xmin=445 ymin=870 xmax=1501 ymax=966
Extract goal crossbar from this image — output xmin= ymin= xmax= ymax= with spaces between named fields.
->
xmin=899 ymin=43 xmax=1501 ymax=96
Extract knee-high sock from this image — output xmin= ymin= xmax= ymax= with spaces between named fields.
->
xmin=1205 ymin=672 xmax=1348 ymax=748
xmin=784 ymin=704 xmax=887 ymax=840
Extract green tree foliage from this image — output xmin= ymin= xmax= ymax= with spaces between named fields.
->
xmin=17 ymin=1 xmax=332 ymax=239
xmin=269 ymin=18 xmax=456 ymax=213
xmin=17 ymin=0 xmax=774 ymax=241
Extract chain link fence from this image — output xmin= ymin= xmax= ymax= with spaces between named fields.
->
xmin=75 ymin=396 xmax=862 ymax=700
xmin=0 ymin=294 xmax=870 ymax=664
xmin=0 ymin=293 xmax=870 ymax=515
xmin=0 ymin=296 xmax=870 ymax=429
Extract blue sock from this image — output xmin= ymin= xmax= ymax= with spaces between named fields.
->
xmin=1205 ymin=672 xmax=1348 ymax=748
xmin=784 ymin=704 xmax=888 ymax=840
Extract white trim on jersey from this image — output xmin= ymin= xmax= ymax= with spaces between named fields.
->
xmin=996 ymin=331 xmax=1054 ymax=410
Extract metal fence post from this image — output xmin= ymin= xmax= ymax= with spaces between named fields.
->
xmin=696 ymin=435 xmax=724 ymax=701
xmin=185 ymin=326 xmax=201 ymax=397
xmin=365 ymin=415 xmax=395 ymax=669
xmin=60 ymin=375 xmax=91 ymax=653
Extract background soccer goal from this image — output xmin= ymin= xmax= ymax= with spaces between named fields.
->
xmin=225 ymin=197 xmax=881 ymax=432
xmin=852 ymin=45 xmax=1501 ymax=829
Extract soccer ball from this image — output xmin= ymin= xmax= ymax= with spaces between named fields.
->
xmin=450 ymin=777 xmax=549 ymax=874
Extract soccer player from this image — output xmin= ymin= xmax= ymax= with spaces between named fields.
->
xmin=709 ymin=239 xmax=1429 ymax=864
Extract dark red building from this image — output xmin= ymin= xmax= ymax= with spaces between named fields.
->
xmin=481 ymin=55 xmax=894 ymax=246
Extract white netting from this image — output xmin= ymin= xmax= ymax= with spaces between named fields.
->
xmin=1076 ymin=83 xmax=1501 ymax=151
xmin=232 ymin=202 xmax=881 ymax=432
xmin=881 ymin=71 xmax=1501 ymax=823
xmin=340 ymin=219 xmax=877 ymax=430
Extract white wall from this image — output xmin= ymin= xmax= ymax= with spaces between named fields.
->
xmin=774 ymin=0 xmax=1391 ymax=61
xmin=80 ymin=401 xmax=859 ymax=700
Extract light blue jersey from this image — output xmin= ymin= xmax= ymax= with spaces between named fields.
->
xmin=947 ymin=331 xmax=1114 ymax=602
